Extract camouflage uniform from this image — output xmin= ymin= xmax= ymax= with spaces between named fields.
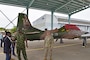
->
xmin=15 ymin=32 xmax=28 ymax=60
xmin=44 ymin=35 xmax=54 ymax=60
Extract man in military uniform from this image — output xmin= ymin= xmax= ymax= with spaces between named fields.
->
xmin=43 ymin=29 xmax=54 ymax=60
xmin=15 ymin=29 xmax=28 ymax=60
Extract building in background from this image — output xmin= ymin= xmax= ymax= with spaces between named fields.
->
xmin=33 ymin=14 xmax=90 ymax=32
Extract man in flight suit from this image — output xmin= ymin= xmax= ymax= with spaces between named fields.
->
xmin=43 ymin=29 xmax=54 ymax=60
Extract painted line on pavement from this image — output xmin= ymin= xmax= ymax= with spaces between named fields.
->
xmin=26 ymin=43 xmax=81 ymax=52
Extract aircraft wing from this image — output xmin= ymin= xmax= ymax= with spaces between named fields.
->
xmin=81 ymin=33 xmax=90 ymax=38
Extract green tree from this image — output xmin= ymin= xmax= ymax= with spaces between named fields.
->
xmin=0 ymin=27 xmax=5 ymax=31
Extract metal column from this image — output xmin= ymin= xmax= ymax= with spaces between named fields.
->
xmin=68 ymin=14 xmax=71 ymax=24
xmin=51 ymin=11 xmax=54 ymax=30
xmin=26 ymin=6 xmax=29 ymax=17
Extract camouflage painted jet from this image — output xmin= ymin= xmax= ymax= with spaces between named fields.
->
xmin=17 ymin=13 xmax=86 ymax=41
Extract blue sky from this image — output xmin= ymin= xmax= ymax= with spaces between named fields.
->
xmin=0 ymin=4 xmax=90 ymax=29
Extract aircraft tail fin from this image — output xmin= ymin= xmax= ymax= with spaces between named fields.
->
xmin=17 ymin=13 xmax=32 ymax=30
xmin=17 ymin=13 xmax=43 ymax=32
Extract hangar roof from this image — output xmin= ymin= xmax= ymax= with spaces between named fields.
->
xmin=0 ymin=0 xmax=90 ymax=15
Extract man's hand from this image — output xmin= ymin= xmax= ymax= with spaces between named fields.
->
xmin=26 ymin=44 xmax=28 ymax=48
xmin=25 ymin=38 xmax=28 ymax=48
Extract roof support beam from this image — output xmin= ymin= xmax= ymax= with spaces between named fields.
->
xmin=77 ymin=0 xmax=90 ymax=5
xmin=55 ymin=1 xmax=72 ymax=12
xmin=26 ymin=0 xmax=35 ymax=17
xmin=28 ymin=0 xmax=35 ymax=8
xmin=69 ymin=5 xmax=90 ymax=15
xmin=72 ymin=0 xmax=85 ymax=6
xmin=65 ymin=6 xmax=70 ymax=14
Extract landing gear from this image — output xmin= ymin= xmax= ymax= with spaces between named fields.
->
xmin=60 ymin=38 xmax=63 ymax=43
xmin=55 ymin=38 xmax=64 ymax=44
xmin=82 ymin=37 xmax=87 ymax=47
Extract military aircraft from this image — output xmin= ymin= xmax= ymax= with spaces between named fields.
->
xmin=17 ymin=13 xmax=86 ymax=41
